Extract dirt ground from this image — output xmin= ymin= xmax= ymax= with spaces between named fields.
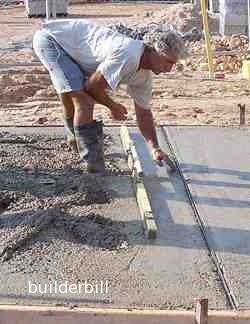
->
xmin=0 ymin=2 xmax=250 ymax=127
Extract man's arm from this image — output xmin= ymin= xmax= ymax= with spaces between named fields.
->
xmin=135 ymin=103 xmax=176 ymax=169
xmin=134 ymin=103 xmax=159 ymax=149
xmin=85 ymin=71 xmax=127 ymax=121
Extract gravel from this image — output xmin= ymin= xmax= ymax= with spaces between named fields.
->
xmin=0 ymin=131 xmax=131 ymax=278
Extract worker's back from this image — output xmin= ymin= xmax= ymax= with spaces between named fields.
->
xmin=41 ymin=18 xmax=144 ymax=81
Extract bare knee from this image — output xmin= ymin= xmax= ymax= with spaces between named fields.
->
xmin=68 ymin=90 xmax=95 ymax=124
xmin=60 ymin=92 xmax=73 ymax=103
xmin=69 ymin=90 xmax=95 ymax=110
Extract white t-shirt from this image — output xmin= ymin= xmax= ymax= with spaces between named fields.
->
xmin=42 ymin=19 xmax=152 ymax=109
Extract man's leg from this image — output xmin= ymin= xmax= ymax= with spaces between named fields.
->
xmin=60 ymin=93 xmax=74 ymax=118
xmin=69 ymin=90 xmax=105 ymax=173
xmin=59 ymin=93 xmax=77 ymax=151
xmin=33 ymin=30 xmax=104 ymax=173
xmin=70 ymin=90 xmax=94 ymax=125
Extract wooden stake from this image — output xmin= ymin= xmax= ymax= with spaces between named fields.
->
xmin=200 ymin=0 xmax=214 ymax=79
xmin=238 ymin=104 xmax=246 ymax=125
xmin=195 ymin=299 xmax=208 ymax=324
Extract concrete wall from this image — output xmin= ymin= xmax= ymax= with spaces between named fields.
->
xmin=218 ymin=0 xmax=248 ymax=35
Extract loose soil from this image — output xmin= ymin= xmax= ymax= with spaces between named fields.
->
xmin=0 ymin=3 xmax=250 ymax=126
xmin=0 ymin=130 xmax=134 ymax=281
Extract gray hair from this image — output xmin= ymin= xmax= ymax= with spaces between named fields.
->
xmin=109 ymin=23 xmax=189 ymax=60
xmin=143 ymin=27 xmax=189 ymax=60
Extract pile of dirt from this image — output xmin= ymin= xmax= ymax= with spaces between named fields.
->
xmin=133 ymin=4 xmax=201 ymax=33
xmin=185 ymin=34 xmax=249 ymax=73
xmin=212 ymin=35 xmax=249 ymax=73
xmin=102 ymin=5 xmax=248 ymax=76
xmin=1 ymin=3 xmax=250 ymax=127
xmin=213 ymin=34 xmax=249 ymax=51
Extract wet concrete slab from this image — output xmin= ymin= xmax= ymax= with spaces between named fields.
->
xmin=129 ymin=128 xmax=228 ymax=309
xmin=166 ymin=126 xmax=250 ymax=309
xmin=0 ymin=126 xmax=228 ymax=309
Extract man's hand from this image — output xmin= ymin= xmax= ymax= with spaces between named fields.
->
xmin=152 ymin=148 xmax=176 ymax=172
xmin=85 ymin=72 xmax=127 ymax=118
xmin=110 ymin=103 xmax=128 ymax=121
xmin=152 ymin=148 xmax=168 ymax=165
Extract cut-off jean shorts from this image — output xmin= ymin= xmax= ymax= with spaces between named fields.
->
xmin=33 ymin=29 xmax=87 ymax=93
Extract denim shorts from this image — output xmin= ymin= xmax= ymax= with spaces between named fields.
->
xmin=33 ymin=29 xmax=87 ymax=94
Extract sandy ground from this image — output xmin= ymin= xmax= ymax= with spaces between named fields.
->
xmin=0 ymin=3 xmax=250 ymax=127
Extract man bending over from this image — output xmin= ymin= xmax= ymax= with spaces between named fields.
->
xmin=33 ymin=19 xmax=188 ymax=173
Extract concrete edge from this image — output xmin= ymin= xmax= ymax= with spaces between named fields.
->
xmin=0 ymin=305 xmax=250 ymax=324
xmin=0 ymin=125 xmax=249 ymax=129
xmin=119 ymin=126 xmax=157 ymax=239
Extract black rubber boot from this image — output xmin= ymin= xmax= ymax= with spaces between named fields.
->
xmin=74 ymin=120 xmax=105 ymax=174
xmin=91 ymin=120 xmax=105 ymax=173
xmin=96 ymin=120 xmax=104 ymax=162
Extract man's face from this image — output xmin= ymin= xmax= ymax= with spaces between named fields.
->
xmin=151 ymin=51 xmax=177 ymax=75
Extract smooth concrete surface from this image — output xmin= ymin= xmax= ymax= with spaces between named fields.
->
xmin=166 ymin=126 xmax=250 ymax=309
xmin=129 ymin=128 xmax=228 ymax=309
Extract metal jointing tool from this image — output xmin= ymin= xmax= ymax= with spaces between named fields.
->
xmin=164 ymin=156 xmax=177 ymax=172
xmin=238 ymin=103 xmax=246 ymax=126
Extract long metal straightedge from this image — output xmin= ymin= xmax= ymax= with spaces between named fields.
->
xmin=160 ymin=126 xmax=238 ymax=311
xmin=120 ymin=126 xmax=157 ymax=239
